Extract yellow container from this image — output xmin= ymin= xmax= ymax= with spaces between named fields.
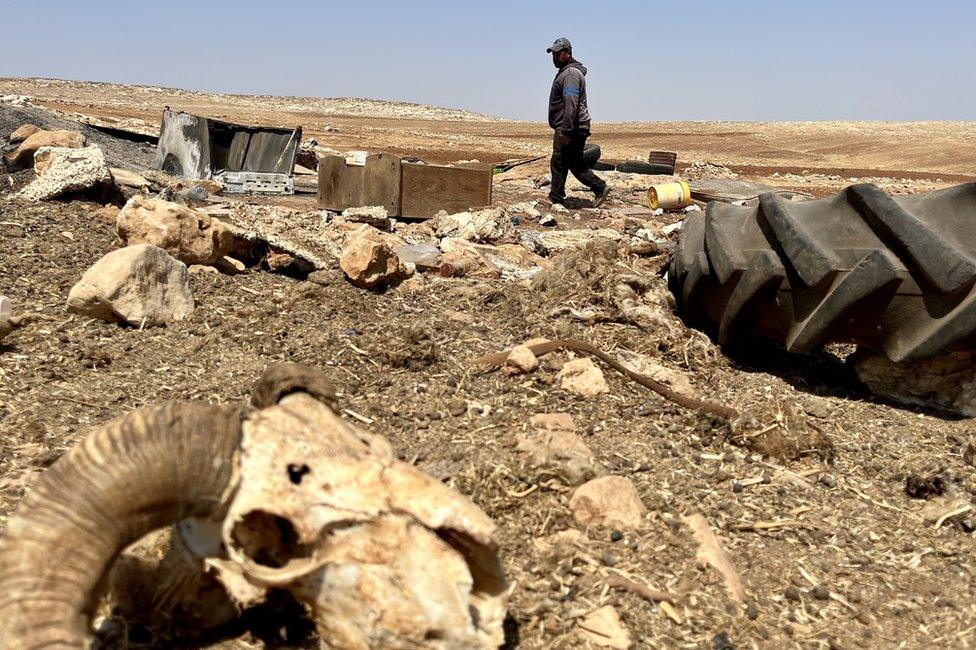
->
xmin=648 ymin=180 xmax=691 ymax=210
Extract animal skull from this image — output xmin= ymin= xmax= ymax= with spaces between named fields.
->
xmin=0 ymin=364 xmax=507 ymax=648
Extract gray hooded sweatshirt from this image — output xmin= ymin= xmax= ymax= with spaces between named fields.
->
xmin=548 ymin=60 xmax=591 ymax=134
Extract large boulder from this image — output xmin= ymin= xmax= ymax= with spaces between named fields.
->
xmin=116 ymin=195 xmax=233 ymax=266
xmin=3 ymin=129 xmax=85 ymax=169
xmin=66 ymin=244 xmax=194 ymax=326
xmin=340 ymin=226 xmax=413 ymax=289
xmin=15 ymin=146 xmax=113 ymax=202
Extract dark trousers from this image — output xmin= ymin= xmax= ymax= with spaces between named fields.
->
xmin=549 ymin=129 xmax=606 ymax=203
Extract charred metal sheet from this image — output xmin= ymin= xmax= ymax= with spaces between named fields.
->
xmin=154 ymin=109 xmax=301 ymax=191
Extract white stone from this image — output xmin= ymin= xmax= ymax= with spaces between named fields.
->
xmin=66 ymin=244 xmax=194 ymax=326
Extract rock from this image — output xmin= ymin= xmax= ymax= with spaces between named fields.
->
xmin=0 ymin=295 xmax=11 ymax=342
xmin=110 ymin=167 xmax=150 ymax=189
xmin=340 ymin=226 xmax=413 ymax=289
xmin=506 ymin=201 xmax=541 ymax=219
xmin=578 ymin=606 xmax=632 ymax=649
xmin=9 ymin=124 xmax=41 ymax=144
xmin=3 ymin=129 xmax=85 ymax=169
xmin=854 ymin=349 xmax=976 ymax=416
xmin=428 ymin=208 xmax=514 ymax=244
xmin=438 ymin=238 xmax=501 ymax=279
xmin=265 ymin=249 xmax=298 ymax=272
xmin=661 ymin=221 xmax=683 ymax=236
xmin=529 ymin=412 xmax=575 ymax=431
xmin=539 ymin=214 xmax=557 ymax=228
xmin=214 ymin=256 xmax=246 ymax=274
xmin=504 ymin=344 xmax=538 ymax=374
xmin=94 ymin=204 xmax=121 ymax=224
xmin=569 ymin=476 xmax=646 ymax=529
xmin=395 ymin=274 xmax=428 ymax=294
xmin=182 ymin=179 xmax=224 ymax=195
xmin=617 ymin=352 xmax=695 ymax=399
xmin=116 ymin=195 xmax=233 ymax=266
xmin=16 ymin=146 xmax=113 ymax=201
xmin=559 ymin=358 xmax=609 ymax=396
xmin=518 ymin=421 xmax=600 ymax=484
xmin=535 ymin=228 xmax=622 ymax=255
xmin=533 ymin=528 xmax=588 ymax=554
xmin=66 ymin=244 xmax=193 ymax=326
xmin=342 ymin=205 xmax=390 ymax=229
xmin=394 ymin=243 xmax=442 ymax=270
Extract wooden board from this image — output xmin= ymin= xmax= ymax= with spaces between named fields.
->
xmin=399 ymin=163 xmax=492 ymax=218
xmin=317 ymin=153 xmax=400 ymax=215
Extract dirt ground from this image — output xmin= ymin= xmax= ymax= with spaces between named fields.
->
xmin=2 ymin=79 xmax=976 ymax=649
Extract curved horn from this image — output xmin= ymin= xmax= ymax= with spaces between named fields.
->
xmin=251 ymin=362 xmax=337 ymax=409
xmin=0 ymin=402 xmax=242 ymax=648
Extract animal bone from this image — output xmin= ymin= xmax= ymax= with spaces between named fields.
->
xmin=0 ymin=363 xmax=507 ymax=648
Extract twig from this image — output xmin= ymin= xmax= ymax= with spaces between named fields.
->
xmin=604 ymin=574 xmax=677 ymax=604
xmin=52 ymin=395 xmax=104 ymax=409
xmin=342 ymin=408 xmax=373 ymax=425
xmin=471 ymin=338 xmax=738 ymax=419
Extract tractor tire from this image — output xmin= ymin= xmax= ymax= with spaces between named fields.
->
xmin=668 ymin=183 xmax=976 ymax=363
xmin=615 ymin=160 xmax=675 ymax=175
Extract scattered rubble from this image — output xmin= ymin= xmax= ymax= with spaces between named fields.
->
xmin=109 ymin=167 xmax=150 ymax=189
xmin=66 ymin=244 xmax=194 ymax=326
xmin=341 ymin=205 xmax=391 ymax=229
xmin=116 ymin=196 xmax=233 ymax=266
xmin=15 ymin=145 xmax=113 ymax=201
xmin=429 ymin=207 xmax=514 ymax=244
xmin=569 ymin=475 xmax=646 ymax=529
xmin=682 ymin=160 xmax=738 ymax=181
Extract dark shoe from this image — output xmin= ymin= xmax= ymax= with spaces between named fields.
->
xmin=593 ymin=186 xmax=611 ymax=208
xmin=546 ymin=194 xmax=565 ymax=206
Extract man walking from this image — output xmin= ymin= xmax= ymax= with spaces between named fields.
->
xmin=546 ymin=37 xmax=610 ymax=207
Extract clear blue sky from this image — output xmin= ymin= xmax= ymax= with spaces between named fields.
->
xmin=2 ymin=0 xmax=973 ymax=121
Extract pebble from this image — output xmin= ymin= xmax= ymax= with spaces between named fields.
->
xmin=812 ymin=585 xmax=831 ymax=601
xmin=610 ymin=530 xmax=623 ymax=542
xmin=819 ymin=473 xmax=837 ymax=488
xmin=601 ymin=552 xmax=617 ymax=567
xmin=745 ymin=603 xmax=759 ymax=620
xmin=539 ymin=215 xmax=557 ymax=227
xmin=784 ymin=586 xmax=802 ymax=602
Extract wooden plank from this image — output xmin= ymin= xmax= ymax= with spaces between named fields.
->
xmin=317 ymin=153 xmax=400 ymax=214
xmin=317 ymin=154 xmax=362 ymax=210
xmin=363 ymin=153 xmax=401 ymax=216
xmin=399 ymin=163 xmax=492 ymax=218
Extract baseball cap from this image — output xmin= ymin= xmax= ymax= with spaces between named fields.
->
xmin=546 ymin=37 xmax=572 ymax=53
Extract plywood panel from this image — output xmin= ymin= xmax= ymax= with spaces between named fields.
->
xmin=399 ymin=163 xmax=492 ymax=218
xmin=317 ymin=153 xmax=400 ymax=214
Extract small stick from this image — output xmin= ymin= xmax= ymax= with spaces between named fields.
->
xmin=471 ymin=338 xmax=738 ymax=419
xmin=604 ymin=574 xmax=677 ymax=604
